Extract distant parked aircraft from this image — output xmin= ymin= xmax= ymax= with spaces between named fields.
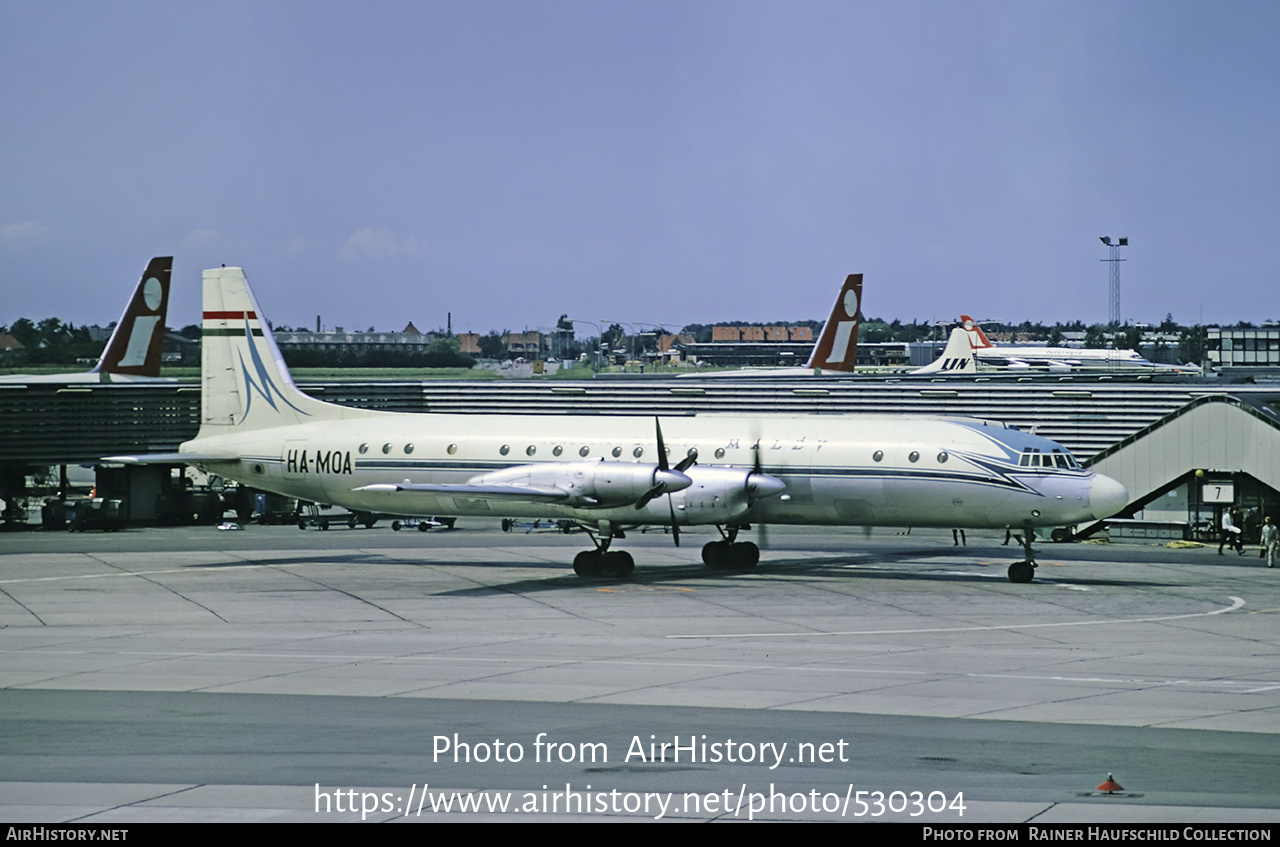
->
xmin=915 ymin=315 xmax=1201 ymax=375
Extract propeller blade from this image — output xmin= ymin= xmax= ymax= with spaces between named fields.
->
xmin=636 ymin=418 xmax=693 ymax=509
xmin=668 ymin=494 xmax=680 ymax=547
xmin=635 ymin=486 xmax=664 ymax=509
xmin=654 ymin=419 xmax=684 ymax=545
xmin=654 ymin=416 xmax=670 ymax=471
xmin=747 ymin=430 xmax=785 ymax=550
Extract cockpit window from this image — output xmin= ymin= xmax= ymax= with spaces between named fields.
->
xmin=1020 ymin=448 xmax=1079 ymax=470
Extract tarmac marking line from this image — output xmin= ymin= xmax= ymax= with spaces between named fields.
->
xmin=667 ymin=596 xmax=1246 ymax=639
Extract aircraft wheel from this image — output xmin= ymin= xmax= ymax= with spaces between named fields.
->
xmin=599 ymin=550 xmax=634 ymax=578
xmin=734 ymin=541 xmax=760 ymax=569
xmin=391 ymin=520 xmax=402 ymax=531
xmin=297 ymin=520 xmax=307 ymax=531
xmin=1008 ymin=562 xmax=1035 ymax=583
xmin=320 ymin=520 xmax=329 ymax=530
xmin=702 ymin=540 xmax=731 ymax=569
xmin=573 ymin=550 xmax=602 ymax=577
xmin=501 ymin=519 xmax=513 ymax=532
xmin=418 ymin=522 xmax=430 ymax=533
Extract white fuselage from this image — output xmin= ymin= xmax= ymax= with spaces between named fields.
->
xmin=186 ymin=411 xmax=1117 ymax=531
xmin=973 ymin=345 xmax=1191 ymax=372
xmin=0 ymin=371 xmax=176 ymax=384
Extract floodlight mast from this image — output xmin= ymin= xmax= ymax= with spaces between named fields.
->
xmin=1100 ymin=236 xmax=1128 ymax=325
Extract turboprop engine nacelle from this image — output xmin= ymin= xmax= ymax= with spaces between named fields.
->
xmin=470 ymin=460 xmax=692 ymax=507
xmin=643 ymin=465 xmax=787 ymax=526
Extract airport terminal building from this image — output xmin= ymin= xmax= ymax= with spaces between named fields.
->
xmin=1207 ymin=326 xmax=1280 ymax=370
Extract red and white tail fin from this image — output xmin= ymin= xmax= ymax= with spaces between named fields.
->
xmin=92 ymin=256 xmax=173 ymax=379
xmin=959 ymin=315 xmax=994 ymax=349
xmin=912 ymin=326 xmax=977 ymax=375
xmin=805 ymin=273 xmax=862 ymax=372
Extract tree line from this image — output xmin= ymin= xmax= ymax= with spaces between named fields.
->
xmin=0 ymin=313 xmax=1241 ymax=369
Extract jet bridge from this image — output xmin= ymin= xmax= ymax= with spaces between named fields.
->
xmin=1085 ymin=394 xmax=1280 ymax=537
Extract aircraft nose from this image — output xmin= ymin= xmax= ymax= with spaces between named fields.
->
xmin=1089 ymin=474 xmax=1129 ymax=519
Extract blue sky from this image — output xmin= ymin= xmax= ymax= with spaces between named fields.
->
xmin=2 ymin=1 xmax=1277 ymax=337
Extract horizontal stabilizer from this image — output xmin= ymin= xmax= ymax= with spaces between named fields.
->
xmin=101 ymin=451 xmax=240 ymax=465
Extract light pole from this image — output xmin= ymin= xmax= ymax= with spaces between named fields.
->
xmin=567 ymin=318 xmax=602 ymax=372
xmin=1100 ymin=236 xmax=1128 ymax=325
xmin=600 ymin=319 xmax=639 ymax=369
xmin=601 ymin=319 xmax=670 ymax=371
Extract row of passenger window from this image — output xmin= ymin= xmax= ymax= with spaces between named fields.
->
xmin=355 ymin=442 xmax=715 ymax=459
xmin=871 ymin=450 xmax=949 ymax=464
xmin=354 ymin=440 xmax=967 ymax=466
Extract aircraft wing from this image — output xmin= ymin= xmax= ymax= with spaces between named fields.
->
xmin=356 ymin=481 xmax=578 ymax=504
xmin=988 ymin=357 xmax=1076 ymax=372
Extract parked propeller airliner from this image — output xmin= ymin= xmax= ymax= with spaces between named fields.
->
xmin=109 ymin=267 xmax=1129 ymax=583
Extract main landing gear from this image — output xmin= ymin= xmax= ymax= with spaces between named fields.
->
xmin=1007 ymin=522 xmax=1038 ymax=583
xmin=570 ymin=522 xmax=762 ymax=578
xmin=701 ymin=526 xmax=759 ymax=570
xmin=573 ymin=548 xmax=634 ymax=578
xmin=572 ymin=521 xmax=635 ymax=578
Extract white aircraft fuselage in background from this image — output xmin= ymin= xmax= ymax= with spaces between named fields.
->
xmin=113 ymin=267 xmax=1129 ymax=583
xmin=960 ymin=316 xmax=1200 ymax=374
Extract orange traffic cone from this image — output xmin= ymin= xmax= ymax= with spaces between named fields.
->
xmin=1096 ymin=773 xmax=1124 ymax=793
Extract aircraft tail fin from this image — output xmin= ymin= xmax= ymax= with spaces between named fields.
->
xmin=912 ymin=326 xmax=977 ymax=375
xmin=804 ymin=273 xmax=862 ymax=372
xmin=92 ymin=256 xmax=173 ymax=379
xmin=959 ymin=315 xmax=994 ymax=349
xmin=197 ymin=266 xmax=375 ymax=433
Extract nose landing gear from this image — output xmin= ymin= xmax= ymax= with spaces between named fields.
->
xmin=1007 ymin=522 xmax=1038 ymax=583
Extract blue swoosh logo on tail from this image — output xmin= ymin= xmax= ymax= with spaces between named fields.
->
xmin=235 ymin=315 xmax=310 ymax=423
